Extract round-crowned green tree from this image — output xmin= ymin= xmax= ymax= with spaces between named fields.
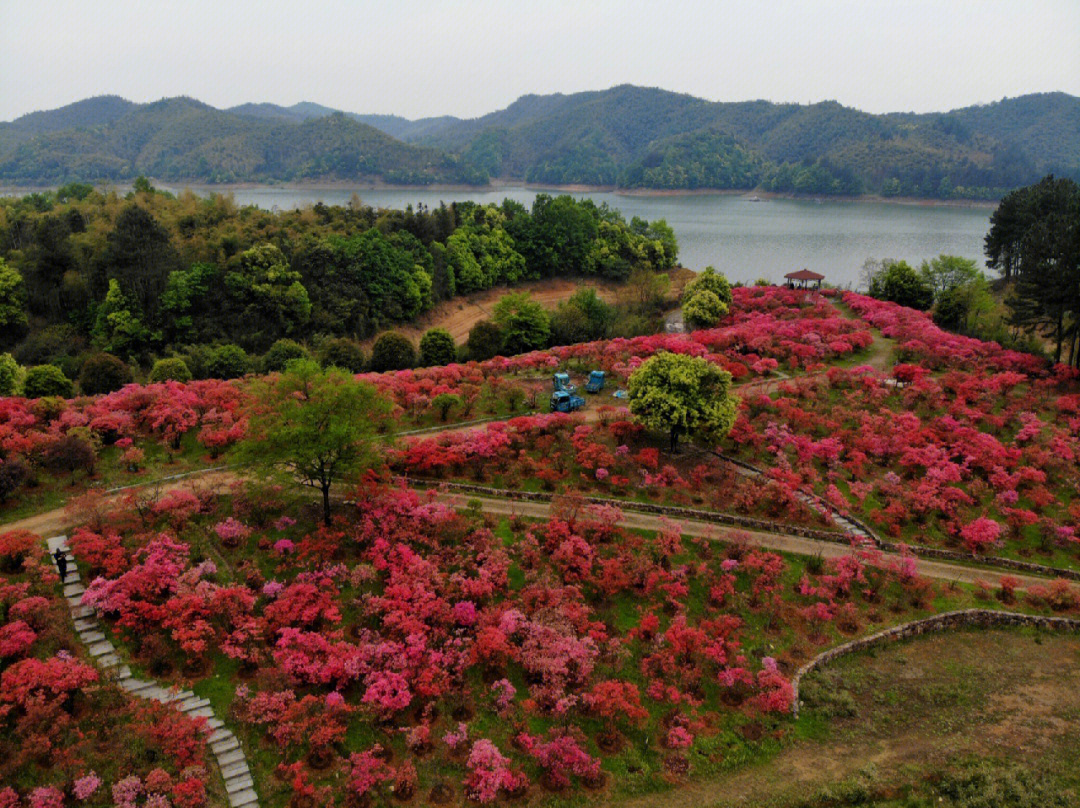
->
xmin=23 ymin=364 xmax=73 ymax=398
xmin=319 ymin=338 xmax=366 ymax=373
xmin=682 ymin=289 xmax=727 ymax=329
xmin=149 ymin=357 xmax=193 ymax=383
xmin=262 ymin=339 xmax=310 ymax=373
xmin=370 ymin=332 xmax=416 ymax=372
xmin=627 ymin=352 xmax=738 ymax=452
xmin=682 ymin=266 xmax=733 ymax=306
xmin=466 ymin=320 xmax=504 ymax=361
xmin=207 ymin=344 xmax=250 ymax=380
xmin=77 ymin=352 xmax=133 ymax=395
xmin=493 ymin=292 xmax=550 ymax=355
xmin=868 ymin=260 xmax=934 ymax=310
xmin=419 ymin=328 xmax=457 ymax=367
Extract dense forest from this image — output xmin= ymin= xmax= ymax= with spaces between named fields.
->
xmin=0 ymin=183 xmax=678 ymax=391
xmin=0 ymin=98 xmax=485 ymax=186
xmin=1 ymin=87 xmax=1077 ymax=198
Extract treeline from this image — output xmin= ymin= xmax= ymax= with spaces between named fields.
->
xmin=0 ymin=183 xmax=678 ymax=394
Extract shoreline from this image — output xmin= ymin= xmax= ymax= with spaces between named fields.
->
xmin=0 ymin=179 xmax=998 ymax=209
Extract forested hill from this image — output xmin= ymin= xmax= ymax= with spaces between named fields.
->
xmin=407 ymin=86 xmax=1080 ymax=199
xmin=0 ymin=97 xmax=484 ymax=186
xmin=2 ymin=88 xmax=1077 ymax=198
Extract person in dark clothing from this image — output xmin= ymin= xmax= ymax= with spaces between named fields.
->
xmin=53 ymin=547 xmax=68 ymax=581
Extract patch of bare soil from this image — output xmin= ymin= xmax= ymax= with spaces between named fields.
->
xmin=621 ymin=629 xmax=1080 ymax=808
xmin=358 ymin=278 xmax=621 ymax=349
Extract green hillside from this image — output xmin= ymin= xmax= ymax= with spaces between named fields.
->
xmin=415 ymin=86 xmax=1080 ymax=198
xmin=1 ymin=87 xmax=1077 ymax=197
xmin=0 ymin=98 xmax=484 ymax=185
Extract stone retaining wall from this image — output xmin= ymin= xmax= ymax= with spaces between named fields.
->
xmin=790 ymin=609 xmax=1080 ymax=718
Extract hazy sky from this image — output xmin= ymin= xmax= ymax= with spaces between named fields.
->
xmin=3 ymin=0 xmax=1078 ymax=122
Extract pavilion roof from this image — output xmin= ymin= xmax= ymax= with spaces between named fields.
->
xmin=784 ymin=269 xmax=825 ymax=281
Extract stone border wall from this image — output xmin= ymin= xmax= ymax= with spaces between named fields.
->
xmin=790 ymin=608 xmax=1080 ymax=718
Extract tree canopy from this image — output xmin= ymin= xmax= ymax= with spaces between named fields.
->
xmin=627 ymin=352 xmax=739 ymax=451
xmin=239 ymin=360 xmax=392 ymax=525
xmin=986 ymin=176 xmax=1080 ymax=364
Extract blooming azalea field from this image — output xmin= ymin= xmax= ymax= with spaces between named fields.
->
xmin=10 ymin=476 xmax=1076 ymax=808
xmin=4 ymin=284 xmax=1080 ymax=805
xmin=0 ymin=530 xmax=222 ymax=807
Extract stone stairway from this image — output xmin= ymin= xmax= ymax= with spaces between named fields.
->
xmin=720 ymin=455 xmax=877 ymax=548
xmin=46 ymin=535 xmax=259 ymax=808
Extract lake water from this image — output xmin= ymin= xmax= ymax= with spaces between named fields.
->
xmin=170 ymin=185 xmax=994 ymax=288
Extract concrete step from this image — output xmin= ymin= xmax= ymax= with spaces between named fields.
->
xmin=216 ymin=748 xmax=246 ymax=767
xmin=187 ymin=706 xmax=215 ymax=719
xmin=62 ymin=583 xmax=85 ymax=598
xmin=228 ymin=789 xmax=258 ymax=808
xmin=220 ymin=761 xmax=250 ymax=780
xmin=224 ymin=774 xmax=254 ymax=794
xmin=45 ymin=536 xmax=68 ymax=552
xmin=180 ymin=697 xmax=211 ymax=712
xmin=87 ymin=640 xmax=115 ymax=657
xmin=207 ymin=728 xmax=233 ymax=744
xmin=205 ymin=717 xmax=225 ymax=730
xmin=73 ymin=617 xmax=96 ymax=632
xmin=211 ymin=736 xmax=239 ymax=755
xmin=96 ymin=653 xmax=121 ymax=668
xmin=121 ymin=678 xmax=153 ymax=693
xmin=69 ymin=605 xmax=94 ymax=619
xmin=78 ymin=630 xmax=106 ymax=644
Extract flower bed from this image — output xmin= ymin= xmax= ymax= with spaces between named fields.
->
xmin=55 ymin=479 xmax=1080 ymax=805
xmin=0 ymin=529 xmax=218 ymax=806
xmin=728 ymin=363 xmax=1080 ymax=567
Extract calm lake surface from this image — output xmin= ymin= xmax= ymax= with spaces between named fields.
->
xmin=173 ymin=185 xmax=993 ymax=288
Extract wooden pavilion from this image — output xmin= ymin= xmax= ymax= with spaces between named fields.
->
xmin=784 ymin=268 xmax=825 ymax=289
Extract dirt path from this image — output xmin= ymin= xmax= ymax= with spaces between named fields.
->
xmin=3 ymin=468 xmax=1058 ymax=590
xmin=445 ymin=494 xmax=1052 ymax=589
xmin=358 ymin=278 xmax=621 ymax=348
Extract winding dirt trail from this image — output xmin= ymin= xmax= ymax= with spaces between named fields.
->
xmin=3 ymin=469 xmax=1053 ymax=590
xmin=442 ymin=493 xmax=1052 ymax=589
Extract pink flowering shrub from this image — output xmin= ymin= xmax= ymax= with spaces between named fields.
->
xmin=465 ymin=739 xmax=528 ymax=802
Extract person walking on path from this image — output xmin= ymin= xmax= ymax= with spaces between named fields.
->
xmin=53 ymin=546 xmax=68 ymax=582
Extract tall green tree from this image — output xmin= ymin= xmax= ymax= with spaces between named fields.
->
xmin=493 ymin=292 xmax=551 ymax=355
xmin=868 ymin=260 xmax=934 ymax=310
xmin=227 ymin=244 xmax=312 ymax=349
xmin=918 ymin=254 xmax=981 ymax=299
xmin=0 ymin=258 xmax=28 ymax=344
xmin=239 ymin=360 xmax=392 ymax=525
xmin=987 ymin=176 xmax=1080 ymax=363
xmin=92 ymin=279 xmax=151 ymax=355
xmin=628 ymin=352 xmax=738 ymax=452
xmin=99 ymin=204 xmax=179 ymax=320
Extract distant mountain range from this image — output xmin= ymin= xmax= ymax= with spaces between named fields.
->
xmin=1 ymin=86 xmax=1077 ymax=198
